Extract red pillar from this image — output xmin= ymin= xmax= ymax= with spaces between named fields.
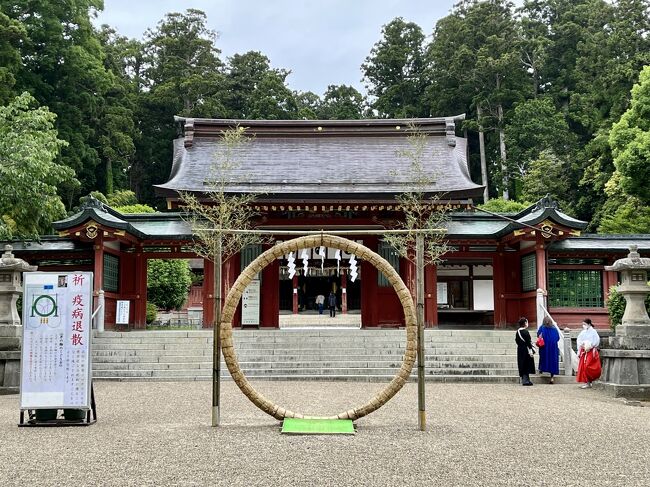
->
xmin=134 ymin=249 xmax=147 ymax=328
xmin=424 ymin=263 xmax=437 ymax=327
xmin=261 ymin=255 xmax=279 ymax=328
xmin=292 ymin=275 xmax=298 ymax=314
xmin=203 ymin=258 xmax=215 ymax=327
xmin=93 ymin=235 xmax=104 ymax=318
xmin=341 ymin=270 xmax=348 ymax=314
xmin=493 ymin=249 xmax=507 ymax=327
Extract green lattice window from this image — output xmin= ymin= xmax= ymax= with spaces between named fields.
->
xmin=103 ymin=253 xmax=119 ymax=293
xmin=521 ymin=253 xmax=536 ymax=292
xmin=241 ymin=244 xmax=262 ymax=282
xmin=548 ymin=270 xmax=603 ymax=308
xmin=378 ymin=241 xmax=399 ymax=287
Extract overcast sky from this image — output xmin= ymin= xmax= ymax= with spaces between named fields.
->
xmin=95 ymin=0 xmax=458 ymax=96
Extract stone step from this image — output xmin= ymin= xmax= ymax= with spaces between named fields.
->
xmin=92 ymin=366 xmax=522 ymax=379
xmin=91 ymin=374 xmax=573 ymax=384
xmin=92 ymin=352 xmax=519 ymax=364
xmin=91 ymin=329 xmax=564 ymax=382
xmin=92 ymin=359 xmax=521 ymax=371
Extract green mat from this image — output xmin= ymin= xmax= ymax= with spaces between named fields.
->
xmin=281 ymin=418 xmax=355 ymax=435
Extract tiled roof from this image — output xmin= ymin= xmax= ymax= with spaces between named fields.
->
xmin=155 ymin=117 xmax=484 ymax=200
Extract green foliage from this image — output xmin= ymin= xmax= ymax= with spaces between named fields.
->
xmin=608 ymin=65 xmax=650 ymax=205
xmin=0 ymin=92 xmax=75 ymax=239
xmin=363 ymin=17 xmax=428 ymax=117
xmin=147 ymin=259 xmax=192 ymax=311
xmin=223 ymin=51 xmax=297 ymax=119
xmin=0 ymin=11 xmax=25 ymax=104
xmin=318 ymin=85 xmax=365 ymax=120
xmin=606 ymin=285 xmax=650 ymax=329
xmin=520 ymin=151 xmax=572 ymax=211
xmin=107 ymin=190 xmax=138 ymax=207
xmin=598 ymin=198 xmax=650 ymax=234
xmin=145 ymin=302 xmax=158 ymax=324
xmin=506 ymin=98 xmax=574 ymax=186
xmin=477 ymin=198 xmax=530 ymax=214
xmin=114 ymin=204 xmax=155 ymax=214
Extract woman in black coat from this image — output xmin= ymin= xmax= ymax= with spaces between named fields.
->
xmin=515 ymin=317 xmax=536 ymax=386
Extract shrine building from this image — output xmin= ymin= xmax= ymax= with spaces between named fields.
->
xmin=6 ymin=117 xmax=650 ymax=330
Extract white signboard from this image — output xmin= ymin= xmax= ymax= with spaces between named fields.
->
xmin=115 ymin=300 xmax=130 ymax=325
xmin=472 ymin=280 xmax=495 ymax=311
xmin=437 ymin=282 xmax=448 ymax=304
xmin=20 ymin=272 xmax=93 ymax=409
xmin=242 ymin=279 xmax=260 ymax=325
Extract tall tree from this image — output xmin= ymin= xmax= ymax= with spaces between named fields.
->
xmin=223 ymin=51 xmax=298 ymax=119
xmin=133 ymin=9 xmax=225 ymax=204
xmin=506 ymin=97 xmax=574 ymax=197
xmin=362 ymin=17 xmax=428 ymax=118
xmin=2 ymin=0 xmax=118 ymax=203
xmin=0 ymin=10 xmax=25 ymax=104
xmin=427 ymin=1 xmax=528 ymax=200
xmin=608 ymin=66 xmax=650 ymax=205
xmin=318 ymin=84 xmax=365 ymax=119
xmin=0 ymin=93 xmax=76 ymax=238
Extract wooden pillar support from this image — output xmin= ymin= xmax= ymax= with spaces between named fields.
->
xmin=292 ymin=275 xmax=299 ymax=314
xmin=134 ymin=249 xmax=147 ymax=328
xmin=535 ymin=236 xmax=547 ymax=291
xmin=92 ymin=235 xmax=104 ymax=317
xmin=493 ymin=248 xmax=507 ymax=328
xmin=341 ymin=269 xmax=348 ymax=314
xmin=203 ymin=258 xmax=215 ymax=327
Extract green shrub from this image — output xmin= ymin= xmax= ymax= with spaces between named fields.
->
xmin=114 ymin=204 xmax=155 ymax=214
xmin=477 ymin=198 xmax=530 ymax=214
xmin=147 ymin=259 xmax=192 ymax=311
xmin=607 ymin=285 xmax=650 ymax=330
xmin=146 ymin=302 xmax=158 ymax=324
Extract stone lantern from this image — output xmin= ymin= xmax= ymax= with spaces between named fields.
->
xmin=599 ymin=245 xmax=650 ymax=399
xmin=0 ymin=245 xmax=37 ymax=395
xmin=604 ymin=245 xmax=650 ymax=346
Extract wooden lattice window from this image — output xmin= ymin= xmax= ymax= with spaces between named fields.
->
xmin=548 ymin=270 xmax=603 ymax=308
xmin=521 ymin=253 xmax=537 ymax=292
xmin=103 ymin=253 xmax=119 ymax=293
xmin=377 ymin=241 xmax=399 ymax=287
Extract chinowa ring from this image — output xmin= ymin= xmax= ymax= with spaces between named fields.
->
xmin=219 ymin=234 xmax=418 ymax=421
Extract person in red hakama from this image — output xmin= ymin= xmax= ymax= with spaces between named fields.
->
xmin=576 ymin=318 xmax=601 ymax=388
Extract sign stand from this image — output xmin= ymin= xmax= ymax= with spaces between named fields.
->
xmin=18 ymin=382 xmax=97 ymax=427
xmin=17 ymin=271 xmax=97 ymax=428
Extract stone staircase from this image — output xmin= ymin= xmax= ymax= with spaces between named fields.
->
xmin=92 ymin=329 xmax=567 ymax=383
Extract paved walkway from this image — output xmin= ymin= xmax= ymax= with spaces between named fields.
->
xmin=1 ymin=381 xmax=648 ymax=486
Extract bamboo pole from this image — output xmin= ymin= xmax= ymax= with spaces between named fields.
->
xmin=416 ymin=233 xmax=426 ymax=431
xmin=212 ymin=238 xmax=222 ymax=427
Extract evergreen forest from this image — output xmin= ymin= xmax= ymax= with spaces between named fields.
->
xmin=1 ymin=0 xmax=649 ymax=239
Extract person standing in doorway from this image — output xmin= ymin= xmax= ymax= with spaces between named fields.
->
xmin=328 ymin=291 xmax=337 ymax=318
xmin=515 ymin=317 xmax=536 ymax=386
xmin=315 ymin=294 xmax=325 ymax=315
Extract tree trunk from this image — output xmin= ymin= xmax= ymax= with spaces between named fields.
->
xmin=106 ymin=158 xmax=114 ymax=195
xmin=497 ymin=103 xmax=508 ymax=200
xmin=476 ymin=104 xmax=489 ymax=203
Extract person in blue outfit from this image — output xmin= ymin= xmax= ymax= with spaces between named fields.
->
xmin=537 ymin=317 xmax=560 ymax=384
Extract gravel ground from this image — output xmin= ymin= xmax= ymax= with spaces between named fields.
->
xmin=1 ymin=381 xmax=648 ymax=487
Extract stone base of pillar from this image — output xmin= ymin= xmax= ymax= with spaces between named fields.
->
xmin=0 ymin=350 xmax=20 ymax=395
xmin=608 ymin=335 xmax=650 ymax=350
xmin=0 ymin=325 xmax=21 ymax=395
xmin=598 ymin=348 xmax=650 ymax=400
